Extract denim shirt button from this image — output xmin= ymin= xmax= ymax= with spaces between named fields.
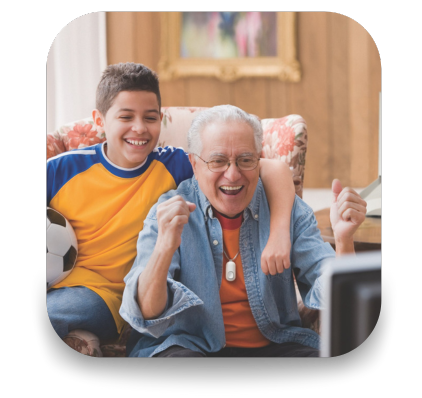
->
xmin=254 ymin=214 xmax=258 ymax=219
xmin=213 ymin=240 xmax=218 ymax=246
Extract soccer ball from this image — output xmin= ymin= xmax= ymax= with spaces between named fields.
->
xmin=47 ymin=207 xmax=78 ymax=290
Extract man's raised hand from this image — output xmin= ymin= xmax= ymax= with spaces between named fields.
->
xmin=156 ymin=196 xmax=196 ymax=252
xmin=330 ymin=179 xmax=367 ymax=243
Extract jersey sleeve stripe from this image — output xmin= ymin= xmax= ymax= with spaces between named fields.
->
xmin=152 ymin=146 xmax=193 ymax=186
xmin=47 ymin=148 xmax=100 ymax=205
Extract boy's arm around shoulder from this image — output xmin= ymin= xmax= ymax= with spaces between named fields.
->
xmin=259 ymin=159 xmax=295 ymax=276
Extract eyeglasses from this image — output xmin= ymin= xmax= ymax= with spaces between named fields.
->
xmin=194 ymin=154 xmax=260 ymax=172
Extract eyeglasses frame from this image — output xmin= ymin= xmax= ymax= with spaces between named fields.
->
xmin=193 ymin=153 xmax=261 ymax=173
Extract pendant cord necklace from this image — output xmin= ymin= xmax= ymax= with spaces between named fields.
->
xmin=223 ymin=249 xmax=239 ymax=262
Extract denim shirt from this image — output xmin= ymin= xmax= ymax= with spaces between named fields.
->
xmin=120 ymin=177 xmax=335 ymax=357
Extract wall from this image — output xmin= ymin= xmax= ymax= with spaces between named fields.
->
xmin=106 ymin=12 xmax=381 ymax=188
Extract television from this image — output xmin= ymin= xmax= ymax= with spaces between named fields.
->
xmin=320 ymin=251 xmax=381 ymax=357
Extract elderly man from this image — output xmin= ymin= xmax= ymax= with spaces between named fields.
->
xmin=120 ymin=105 xmax=367 ymax=357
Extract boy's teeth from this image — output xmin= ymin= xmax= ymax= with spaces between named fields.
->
xmin=127 ymin=140 xmax=147 ymax=146
xmin=221 ymin=186 xmax=242 ymax=190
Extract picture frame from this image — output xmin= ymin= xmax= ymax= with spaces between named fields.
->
xmin=158 ymin=12 xmax=301 ymax=82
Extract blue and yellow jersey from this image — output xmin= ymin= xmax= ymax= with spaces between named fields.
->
xmin=47 ymin=143 xmax=193 ymax=332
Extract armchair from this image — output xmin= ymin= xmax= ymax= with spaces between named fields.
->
xmin=47 ymin=107 xmax=311 ymax=356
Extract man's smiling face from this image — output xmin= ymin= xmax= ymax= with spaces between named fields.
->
xmin=190 ymin=120 xmax=260 ymax=217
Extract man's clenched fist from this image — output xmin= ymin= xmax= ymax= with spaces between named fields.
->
xmin=156 ymin=196 xmax=196 ymax=252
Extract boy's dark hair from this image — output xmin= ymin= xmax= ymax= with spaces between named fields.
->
xmin=96 ymin=63 xmax=161 ymax=115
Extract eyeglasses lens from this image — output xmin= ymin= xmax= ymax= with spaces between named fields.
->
xmin=207 ymin=157 xmax=258 ymax=172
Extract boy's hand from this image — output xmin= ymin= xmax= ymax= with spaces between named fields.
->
xmin=261 ymin=232 xmax=291 ymax=275
xmin=156 ymin=196 xmax=196 ymax=253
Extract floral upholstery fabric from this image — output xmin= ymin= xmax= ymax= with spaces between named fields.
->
xmin=47 ymin=117 xmax=106 ymax=158
xmin=47 ymin=107 xmax=312 ymax=357
xmin=261 ymin=115 xmax=307 ymax=198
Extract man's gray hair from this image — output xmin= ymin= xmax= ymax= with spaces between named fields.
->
xmin=187 ymin=105 xmax=263 ymax=155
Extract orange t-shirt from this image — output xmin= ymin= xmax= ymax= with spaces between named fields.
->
xmin=214 ymin=209 xmax=270 ymax=348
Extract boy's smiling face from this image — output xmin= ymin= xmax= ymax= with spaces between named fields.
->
xmin=93 ymin=90 xmax=162 ymax=169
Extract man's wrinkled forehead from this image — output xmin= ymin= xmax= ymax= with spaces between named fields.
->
xmin=199 ymin=120 xmax=257 ymax=156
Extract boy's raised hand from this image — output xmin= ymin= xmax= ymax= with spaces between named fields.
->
xmin=156 ymin=196 xmax=196 ymax=253
xmin=261 ymin=231 xmax=291 ymax=275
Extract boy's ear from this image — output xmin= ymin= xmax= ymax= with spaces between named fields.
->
xmin=92 ymin=109 xmax=105 ymax=134
xmin=160 ymin=111 xmax=164 ymax=122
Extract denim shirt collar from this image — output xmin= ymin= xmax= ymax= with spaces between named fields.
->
xmin=191 ymin=175 xmax=262 ymax=222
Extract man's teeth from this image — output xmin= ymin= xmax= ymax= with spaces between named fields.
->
xmin=126 ymin=139 xmax=147 ymax=146
xmin=220 ymin=186 xmax=242 ymax=190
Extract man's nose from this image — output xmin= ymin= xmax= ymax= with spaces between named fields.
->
xmin=224 ymin=161 xmax=242 ymax=180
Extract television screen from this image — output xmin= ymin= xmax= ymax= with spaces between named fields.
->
xmin=320 ymin=251 xmax=381 ymax=357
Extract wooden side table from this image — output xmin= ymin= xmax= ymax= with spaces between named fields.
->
xmin=314 ymin=208 xmax=381 ymax=252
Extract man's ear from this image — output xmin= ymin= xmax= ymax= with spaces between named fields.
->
xmin=92 ymin=109 xmax=105 ymax=134
xmin=188 ymin=153 xmax=197 ymax=176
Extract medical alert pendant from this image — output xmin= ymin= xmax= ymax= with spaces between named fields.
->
xmin=223 ymin=249 xmax=239 ymax=282
xmin=226 ymin=260 xmax=236 ymax=282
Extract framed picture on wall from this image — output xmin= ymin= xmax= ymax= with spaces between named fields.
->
xmin=158 ymin=12 xmax=301 ymax=82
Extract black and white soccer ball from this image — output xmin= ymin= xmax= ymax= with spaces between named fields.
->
xmin=47 ymin=207 xmax=78 ymax=290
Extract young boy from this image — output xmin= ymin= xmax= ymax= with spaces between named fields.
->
xmin=47 ymin=63 xmax=295 ymax=356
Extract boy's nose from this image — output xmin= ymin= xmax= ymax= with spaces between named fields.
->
xmin=131 ymin=121 xmax=147 ymax=134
